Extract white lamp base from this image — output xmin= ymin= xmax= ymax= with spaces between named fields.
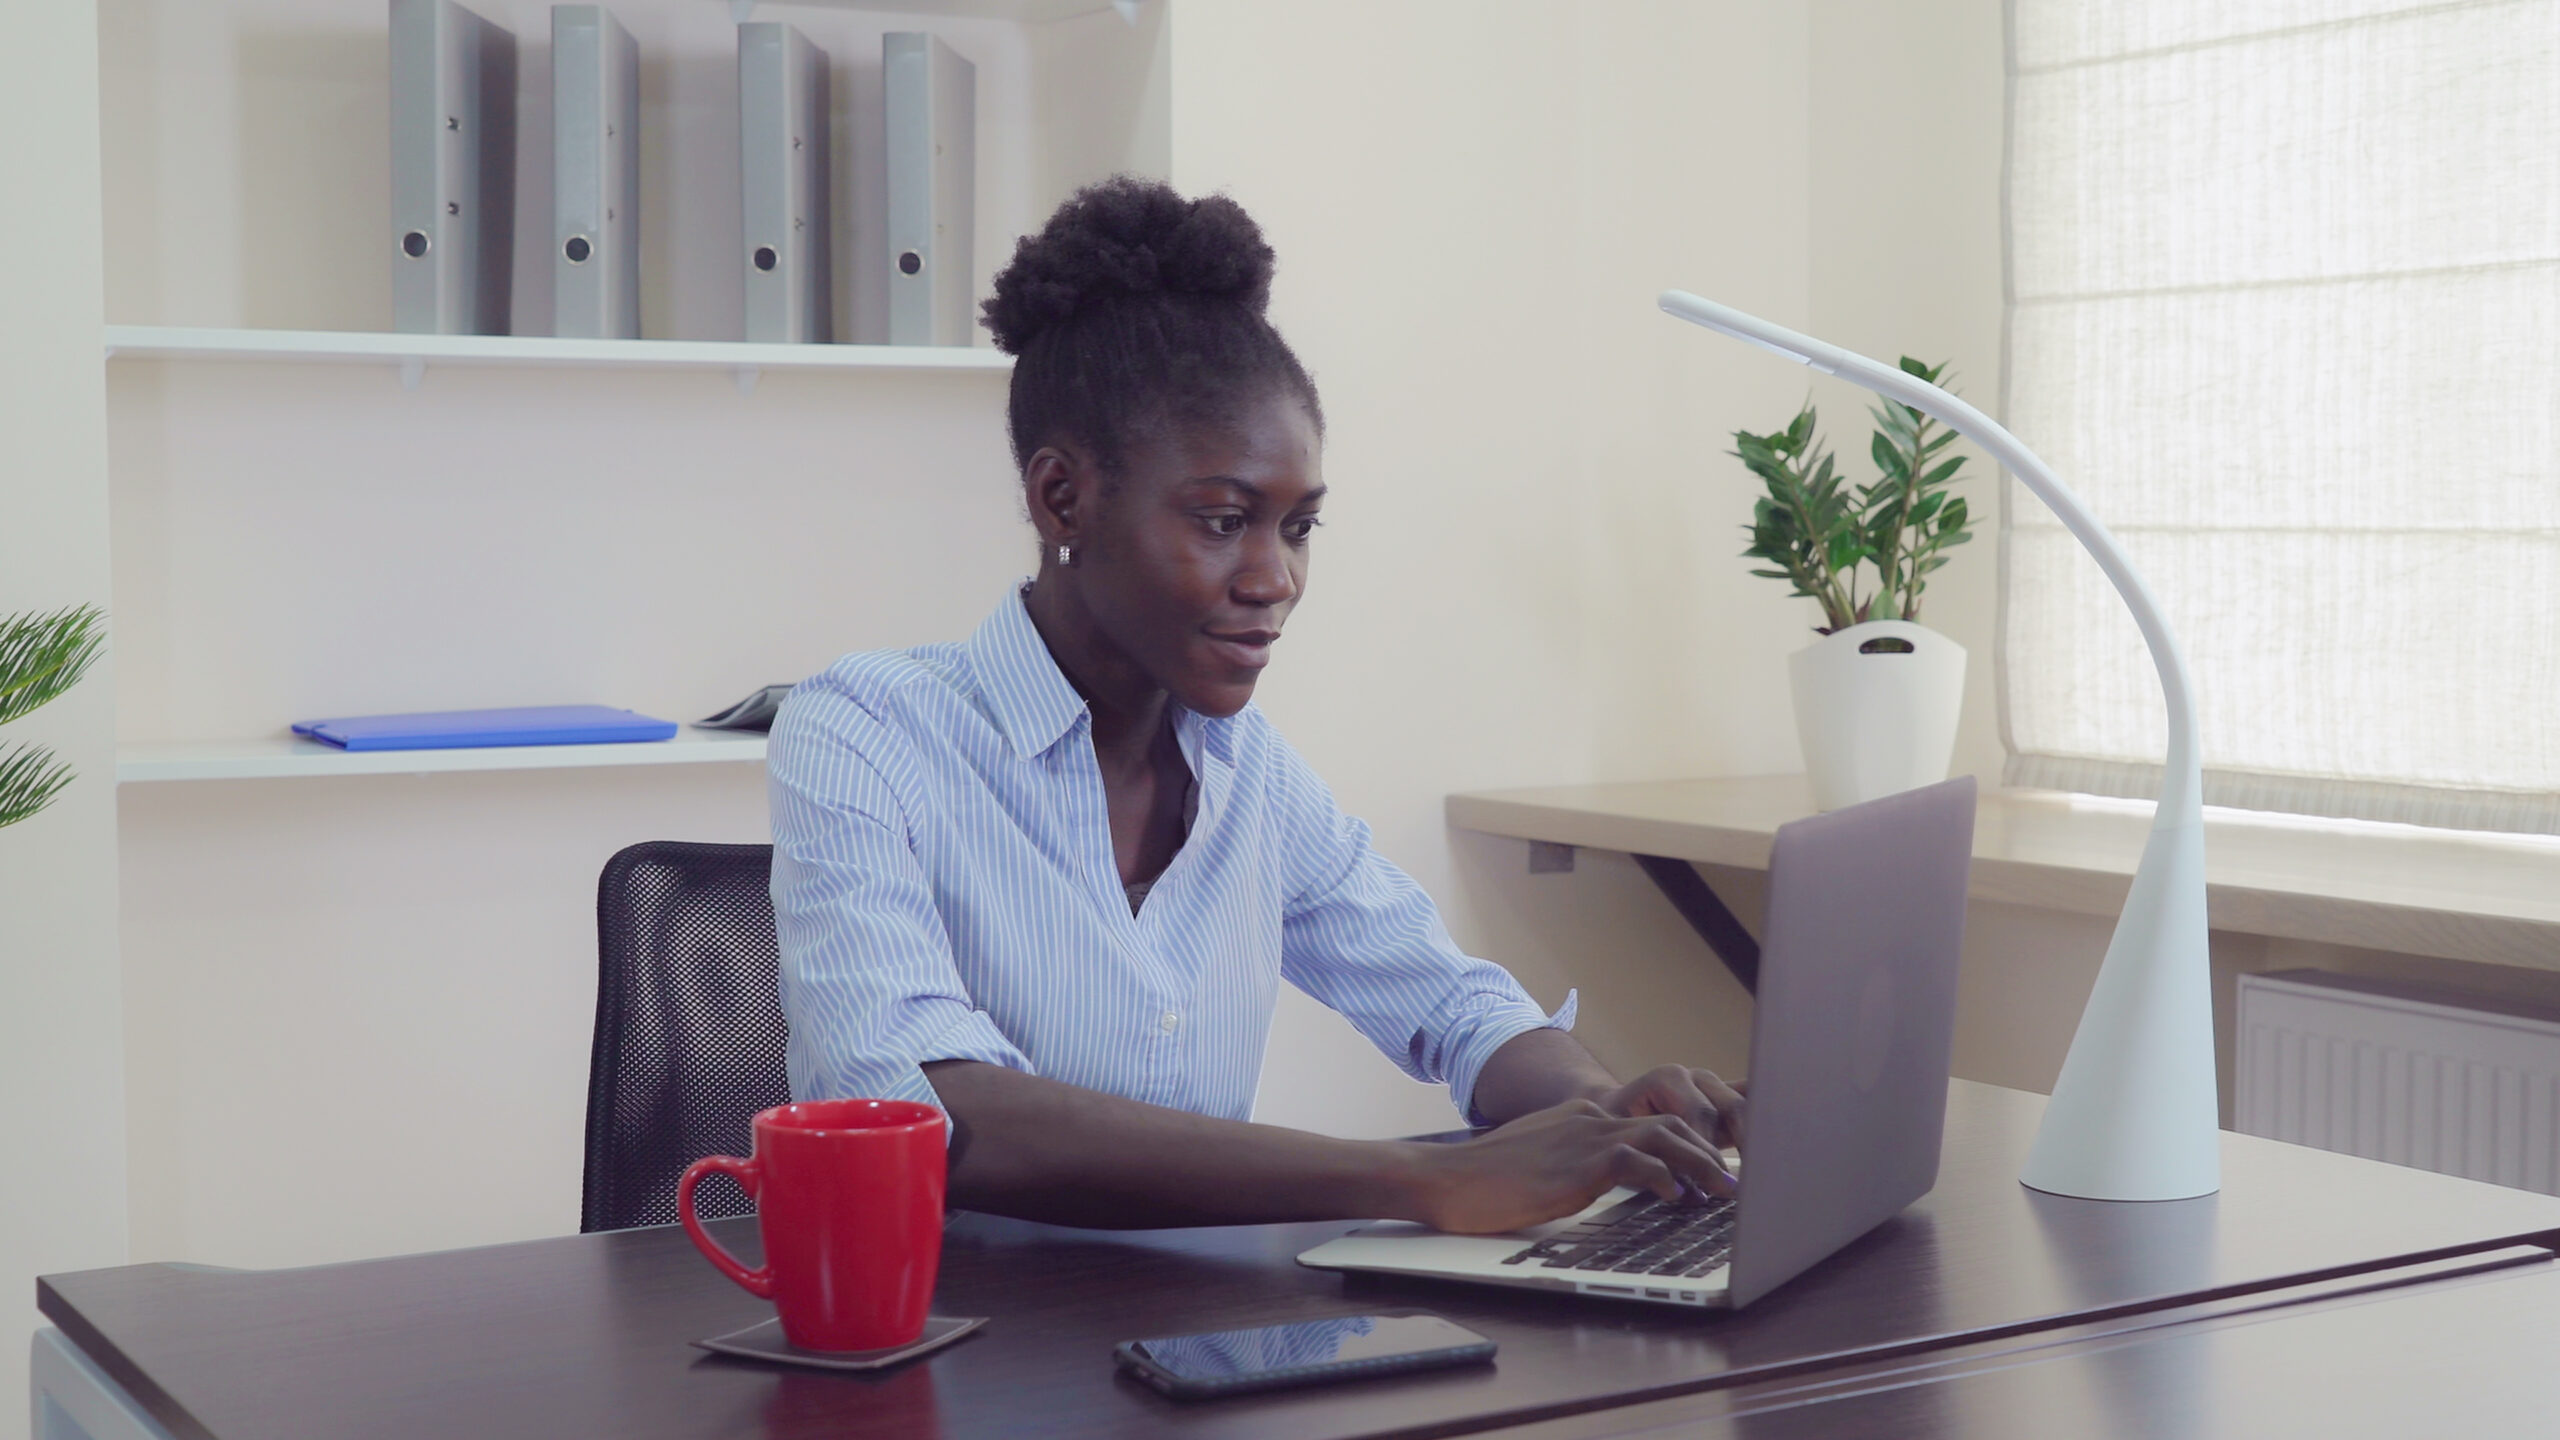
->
xmin=2017 ymin=815 xmax=2221 ymax=1201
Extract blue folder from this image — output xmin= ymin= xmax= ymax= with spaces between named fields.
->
xmin=291 ymin=705 xmax=679 ymax=752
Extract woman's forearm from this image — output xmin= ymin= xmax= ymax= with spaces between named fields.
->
xmin=922 ymin=1059 xmax=1440 ymax=1228
xmin=1466 ymin=1027 xmax=1621 ymax=1127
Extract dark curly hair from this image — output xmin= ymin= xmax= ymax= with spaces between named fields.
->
xmin=980 ymin=175 xmax=1323 ymax=478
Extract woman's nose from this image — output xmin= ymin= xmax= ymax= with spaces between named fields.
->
xmin=1231 ymin=536 xmax=1299 ymax=606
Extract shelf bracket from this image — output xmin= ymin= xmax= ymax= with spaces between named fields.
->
xmin=1112 ymin=0 xmax=1142 ymax=23
xmin=733 ymin=365 xmax=760 ymax=397
xmin=397 ymin=357 xmax=426 ymax=391
xmin=729 ymin=0 xmax=755 ymax=22
xmin=1632 ymin=853 xmax=1760 ymax=995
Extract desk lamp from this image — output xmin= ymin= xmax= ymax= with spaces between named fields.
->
xmin=1660 ymin=291 xmax=2217 ymax=1202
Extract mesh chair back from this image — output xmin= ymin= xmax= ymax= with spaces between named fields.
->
xmin=582 ymin=841 xmax=790 ymax=1232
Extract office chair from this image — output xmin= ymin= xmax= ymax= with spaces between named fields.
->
xmin=581 ymin=841 xmax=790 ymax=1232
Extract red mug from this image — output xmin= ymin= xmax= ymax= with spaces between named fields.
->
xmin=679 ymin=1098 xmax=948 ymax=1352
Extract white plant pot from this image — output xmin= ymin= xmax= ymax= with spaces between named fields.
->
xmin=1787 ymin=619 xmax=1966 ymax=812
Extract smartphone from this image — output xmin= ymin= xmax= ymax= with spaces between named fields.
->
xmin=1114 ymin=1311 xmax=1496 ymax=1401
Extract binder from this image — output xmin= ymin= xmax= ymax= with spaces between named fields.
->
xmin=884 ymin=32 xmax=975 ymax=347
xmin=390 ymin=0 xmax=518 ymax=336
xmin=552 ymin=5 xmax=640 ymax=340
xmin=738 ymin=22 xmax=832 ymax=343
xmin=292 ymin=705 xmax=678 ymax=751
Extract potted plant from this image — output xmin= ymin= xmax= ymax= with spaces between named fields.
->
xmin=1 ymin=604 xmax=106 ymax=829
xmin=1731 ymin=359 xmax=1974 ymax=810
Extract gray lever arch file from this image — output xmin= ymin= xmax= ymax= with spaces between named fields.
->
xmin=390 ymin=0 xmax=518 ymax=335
xmin=552 ymin=5 xmax=640 ymax=339
xmin=884 ymin=32 xmax=975 ymax=347
xmin=739 ymin=23 xmax=832 ymax=343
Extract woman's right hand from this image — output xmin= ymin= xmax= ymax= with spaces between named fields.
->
xmin=1400 ymin=1099 xmax=1737 ymax=1236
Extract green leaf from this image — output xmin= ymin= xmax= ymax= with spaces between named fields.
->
xmin=1898 ymin=355 xmax=1932 ymax=379
xmin=0 ymin=743 xmax=75 ymax=829
xmin=0 ymin=605 xmax=107 ymax=727
xmin=1785 ymin=405 xmax=1816 ymax=449
xmin=1870 ymin=430 xmax=1910 ymax=481
xmin=1920 ymin=455 xmax=1966 ymax=488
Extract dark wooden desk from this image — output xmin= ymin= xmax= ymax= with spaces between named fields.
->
xmin=37 ymin=1082 xmax=2560 ymax=1440
xmin=1482 ymin=1248 xmax=2560 ymax=1438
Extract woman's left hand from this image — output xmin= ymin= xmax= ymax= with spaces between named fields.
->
xmin=1593 ymin=1065 xmax=1746 ymax=1153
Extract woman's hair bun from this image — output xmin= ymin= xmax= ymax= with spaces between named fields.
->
xmin=980 ymin=175 xmax=1276 ymax=356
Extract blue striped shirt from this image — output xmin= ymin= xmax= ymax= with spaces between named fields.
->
xmin=768 ymin=585 xmax=1573 ymax=1128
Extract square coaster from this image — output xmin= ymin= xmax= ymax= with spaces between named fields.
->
xmin=693 ymin=1315 xmax=987 ymax=1372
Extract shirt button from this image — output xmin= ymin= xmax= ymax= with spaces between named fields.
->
xmin=1159 ymin=1011 xmax=1181 ymax=1035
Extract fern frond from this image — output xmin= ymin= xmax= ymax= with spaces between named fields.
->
xmin=0 ymin=743 xmax=75 ymax=829
xmin=0 ymin=605 xmax=107 ymax=726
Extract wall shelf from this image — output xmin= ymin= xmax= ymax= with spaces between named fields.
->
xmin=1450 ymin=775 xmax=2560 ymax=975
xmin=118 ymin=730 xmax=769 ymax=784
xmin=720 ymin=0 xmax=1136 ymax=20
xmin=102 ymin=325 xmax=1009 ymax=389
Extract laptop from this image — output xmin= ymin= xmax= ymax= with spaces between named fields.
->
xmin=1299 ymin=774 xmax=1975 ymax=1310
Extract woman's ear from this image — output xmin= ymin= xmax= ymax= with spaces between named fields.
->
xmin=1022 ymin=445 xmax=1089 ymax=548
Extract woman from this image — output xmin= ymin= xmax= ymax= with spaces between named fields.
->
xmin=771 ymin=177 xmax=1740 ymax=1235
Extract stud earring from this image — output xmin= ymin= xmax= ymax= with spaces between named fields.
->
xmin=1057 ymin=544 xmax=1073 ymax=567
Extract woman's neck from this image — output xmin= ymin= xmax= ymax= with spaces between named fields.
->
xmin=1023 ymin=575 xmax=1170 ymax=772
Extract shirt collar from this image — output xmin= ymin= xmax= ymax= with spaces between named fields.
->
xmin=967 ymin=584 xmax=1091 ymax=760
xmin=965 ymin=583 xmax=1244 ymax=768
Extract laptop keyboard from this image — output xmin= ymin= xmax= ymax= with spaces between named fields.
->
xmin=1498 ymin=1192 xmax=1737 ymax=1278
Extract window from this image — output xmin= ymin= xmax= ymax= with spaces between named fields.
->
xmin=2001 ymin=0 xmax=2560 ymax=834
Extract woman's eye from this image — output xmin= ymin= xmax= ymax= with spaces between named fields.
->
xmin=1285 ymin=517 xmax=1323 ymax=542
xmin=1205 ymin=514 xmax=1247 ymax=536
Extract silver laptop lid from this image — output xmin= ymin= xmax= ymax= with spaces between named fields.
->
xmin=1725 ymin=775 xmax=1975 ymax=1308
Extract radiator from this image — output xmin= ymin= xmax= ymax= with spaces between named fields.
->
xmin=2235 ymin=970 xmax=2560 ymax=1197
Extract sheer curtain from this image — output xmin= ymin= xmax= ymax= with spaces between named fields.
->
xmin=2001 ymin=0 xmax=2560 ymax=834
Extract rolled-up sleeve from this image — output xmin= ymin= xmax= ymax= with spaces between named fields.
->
xmin=1269 ymin=737 xmax=1575 ymax=1125
xmin=769 ymin=679 xmax=1034 ymax=1115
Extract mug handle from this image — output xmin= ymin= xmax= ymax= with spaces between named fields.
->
xmin=678 ymin=1155 xmax=773 ymax=1299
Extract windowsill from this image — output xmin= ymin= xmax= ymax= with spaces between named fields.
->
xmin=1444 ymin=775 xmax=2560 ymax=972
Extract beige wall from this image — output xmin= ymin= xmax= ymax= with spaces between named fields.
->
xmin=1806 ymin=0 xmax=2007 ymax=783
xmin=1175 ymin=0 xmax=2067 ymax=1125
xmin=1171 ymin=0 xmax=1822 ymax=1130
xmin=0 ymin=2 xmax=129 ymax=1435
xmin=1794 ymin=0 xmax=2114 ymax=1101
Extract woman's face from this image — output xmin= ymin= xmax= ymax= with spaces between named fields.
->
xmin=1076 ymin=389 xmax=1325 ymax=719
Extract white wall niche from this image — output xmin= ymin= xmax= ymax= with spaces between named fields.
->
xmin=98 ymin=0 xmax=1171 ymax=345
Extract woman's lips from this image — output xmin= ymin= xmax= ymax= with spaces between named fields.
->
xmin=1204 ymin=631 xmax=1279 ymax=669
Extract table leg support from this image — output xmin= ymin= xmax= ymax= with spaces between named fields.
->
xmin=30 ymin=1329 xmax=178 ymax=1440
xmin=1632 ymin=854 xmax=1760 ymax=995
